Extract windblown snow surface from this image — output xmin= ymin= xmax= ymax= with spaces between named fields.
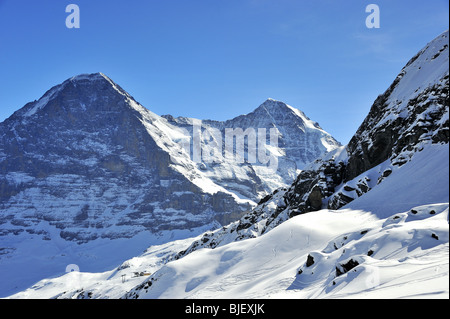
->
xmin=7 ymin=143 xmax=448 ymax=299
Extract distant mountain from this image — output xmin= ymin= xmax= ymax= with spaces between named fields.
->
xmin=163 ymin=98 xmax=340 ymax=199
xmin=0 ymin=73 xmax=339 ymax=297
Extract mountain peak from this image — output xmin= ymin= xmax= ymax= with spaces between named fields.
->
xmin=69 ymin=72 xmax=109 ymax=82
xmin=256 ymin=98 xmax=323 ymax=131
xmin=66 ymin=72 xmax=123 ymax=93
xmin=13 ymin=73 xmax=135 ymax=119
xmin=260 ymin=98 xmax=289 ymax=108
xmin=263 ymin=97 xmax=282 ymax=103
xmin=259 ymin=98 xmax=306 ymax=116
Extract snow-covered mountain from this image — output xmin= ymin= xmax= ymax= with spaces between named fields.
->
xmin=163 ymin=98 xmax=340 ymax=199
xmin=7 ymin=30 xmax=447 ymax=300
xmin=0 ymin=73 xmax=339 ymax=297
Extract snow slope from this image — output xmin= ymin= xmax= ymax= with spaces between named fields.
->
xmin=7 ymin=142 xmax=448 ymax=299
xmin=345 ymin=143 xmax=449 ymax=217
xmin=9 ymin=205 xmax=448 ymax=299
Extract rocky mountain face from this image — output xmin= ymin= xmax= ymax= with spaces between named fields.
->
xmin=162 ymin=30 xmax=449 ymax=260
xmin=0 ymin=72 xmax=340 ymax=296
xmin=0 ymin=74 xmax=339 ymax=243
xmin=0 ymin=73 xmax=244 ymax=244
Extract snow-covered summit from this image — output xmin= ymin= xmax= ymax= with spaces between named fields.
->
xmin=8 ymin=72 xmax=135 ymax=119
xmin=69 ymin=72 xmax=109 ymax=82
xmin=220 ymin=98 xmax=340 ymax=168
xmin=256 ymin=98 xmax=319 ymax=128
xmin=253 ymin=98 xmax=338 ymax=150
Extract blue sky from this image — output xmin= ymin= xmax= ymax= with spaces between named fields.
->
xmin=0 ymin=0 xmax=448 ymax=144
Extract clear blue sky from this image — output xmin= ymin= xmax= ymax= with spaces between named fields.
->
xmin=0 ymin=0 xmax=448 ymax=144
